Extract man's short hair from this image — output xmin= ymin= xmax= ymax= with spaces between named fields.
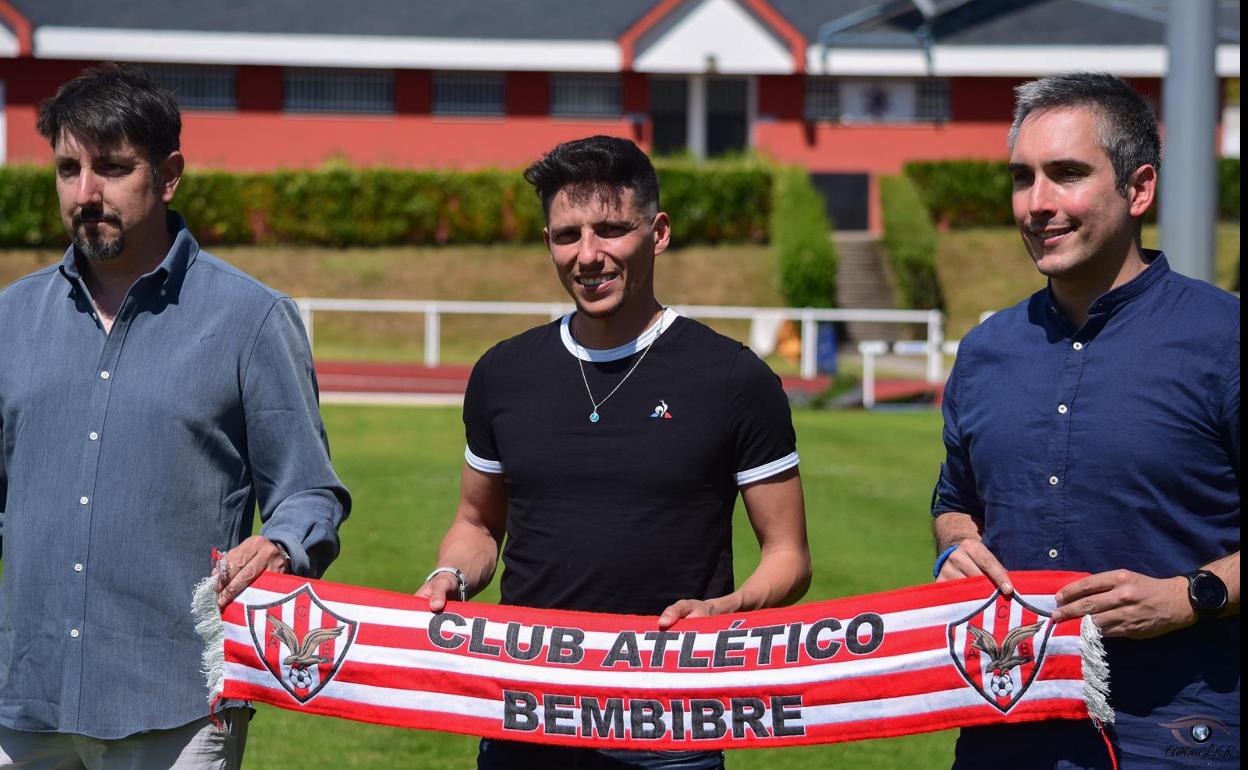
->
xmin=1008 ymin=72 xmax=1160 ymax=194
xmin=37 ymin=63 xmax=181 ymax=164
xmin=523 ymin=135 xmax=660 ymax=219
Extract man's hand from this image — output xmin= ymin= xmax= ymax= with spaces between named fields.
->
xmin=1052 ymin=570 xmax=1193 ymax=638
xmin=216 ymin=535 xmax=291 ymax=610
xmin=657 ymin=598 xmax=732 ymax=630
xmin=415 ymin=572 xmax=464 ymax=613
xmin=937 ymin=539 xmax=1014 ymax=596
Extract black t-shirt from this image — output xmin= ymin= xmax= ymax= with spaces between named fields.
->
xmin=463 ymin=309 xmax=798 ymax=615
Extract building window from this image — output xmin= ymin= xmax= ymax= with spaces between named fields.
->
xmin=649 ymin=78 xmax=687 ymax=156
xmin=146 ymin=65 xmax=236 ymax=110
xmin=804 ymin=77 xmax=839 ymax=121
xmin=916 ymin=78 xmax=950 ymax=122
xmin=551 ymin=75 xmax=620 ymax=117
xmin=806 ymin=77 xmax=950 ymax=123
xmin=434 ymin=73 xmax=505 ymax=116
xmin=284 ymin=68 xmax=394 ymax=113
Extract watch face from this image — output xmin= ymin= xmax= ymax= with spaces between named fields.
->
xmin=1190 ymin=572 xmax=1227 ymax=610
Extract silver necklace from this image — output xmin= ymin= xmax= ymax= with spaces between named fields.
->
xmin=575 ymin=316 xmax=665 ymax=423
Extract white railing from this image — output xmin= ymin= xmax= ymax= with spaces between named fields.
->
xmin=294 ymin=298 xmax=948 ymax=383
xmin=857 ymin=339 xmax=960 ymax=408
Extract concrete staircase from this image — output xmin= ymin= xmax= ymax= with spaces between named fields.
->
xmin=834 ymin=232 xmax=902 ymax=342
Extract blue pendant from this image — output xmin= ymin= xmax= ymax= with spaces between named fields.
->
xmin=589 ymin=411 xmax=600 ymax=423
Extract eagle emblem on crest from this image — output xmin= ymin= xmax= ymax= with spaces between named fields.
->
xmin=246 ymin=584 xmax=358 ymax=704
xmin=948 ymin=591 xmax=1055 ymax=712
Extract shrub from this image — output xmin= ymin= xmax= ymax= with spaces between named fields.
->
xmin=771 ymin=167 xmax=837 ymax=307
xmin=0 ymin=166 xmax=62 ymax=248
xmin=1220 ymin=157 xmax=1239 ymax=221
xmin=0 ymin=161 xmax=774 ymax=248
xmin=903 ymin=160 xmax=1013 ymax=228
xmin=656 ymin=160 xmax=771 ymax=244
xmin=906 ymin=157 xmax=1242 ymax=227
xmin=879 ymin=175 xmax=944 ymax=310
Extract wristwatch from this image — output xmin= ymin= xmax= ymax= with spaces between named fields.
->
xmin=425 ymin=566 xmax=468 ymax=602
xmin=1184 ymin=570 xmax=1228 ymax=622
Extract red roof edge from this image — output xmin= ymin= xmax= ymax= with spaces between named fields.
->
xmin=741 ymin=0 xmax=807 ymax=74
xmin=618 ymin=0 xmax=687 ymax=72
xmin=0 ymin=0 xmax=32 ymax=57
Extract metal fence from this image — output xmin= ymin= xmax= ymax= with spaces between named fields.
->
xmin=293 ymin=298 xmax=947 ymax=383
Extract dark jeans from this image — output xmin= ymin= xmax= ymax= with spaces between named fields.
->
xmin=477 ymin=738 xmax=726 ymax=770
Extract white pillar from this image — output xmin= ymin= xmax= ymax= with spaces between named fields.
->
xmin=688 ymin=75 xmax=707 ymax=160
xmin=424 ymin=305 xmax=441 ymax=368
xmin=799 ymin=310 xmax=817 ymax=379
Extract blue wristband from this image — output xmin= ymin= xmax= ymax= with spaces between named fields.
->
xmin=933 ymin=544 xmax=960 ymax=578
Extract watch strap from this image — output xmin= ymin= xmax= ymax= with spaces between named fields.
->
xmin=1185 ymin=569 xmax=1228 ymax=621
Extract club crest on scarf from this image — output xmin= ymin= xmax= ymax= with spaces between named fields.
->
xmin=947 ymin=591 xmax=1055 ymax=713
xmin=246 ymin=585 xmax=358 ymax=704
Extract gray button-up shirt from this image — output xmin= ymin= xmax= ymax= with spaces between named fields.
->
xmin=0 ymin=213 xmax=351 ymax=738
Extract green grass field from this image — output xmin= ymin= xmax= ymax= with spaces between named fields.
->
xmin=242 ymin=405 xmax=957 ymax=769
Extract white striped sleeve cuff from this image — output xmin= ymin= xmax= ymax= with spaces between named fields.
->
xmin=464 ymin=446 xmax=504 ymax=474
xmin=735 ymin=451 xmax=800 ymax=486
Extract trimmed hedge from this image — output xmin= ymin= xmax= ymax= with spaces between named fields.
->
xmin=903 ymin=160 xmax=1013 ymax=228
xmin=771 ymin=167 xmax=837 ymax=308
xmin=905 ymin=157 xmax=1242 ymax=227
xmin=1219 ymin=157 xmax=1239 ymax=221
xmin=0 ymin=161 xmax=773 ymax=248
xmin=0 ymin=166 xmax=63 ymax=247
xmin=879 ymin=175 xmax=943 ymax=310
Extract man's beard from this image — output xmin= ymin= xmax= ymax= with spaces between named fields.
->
xmin=71 ymin=209 xmax=125 ymax=262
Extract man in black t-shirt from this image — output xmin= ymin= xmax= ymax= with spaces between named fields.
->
xmin=416 ymin=136 xmax=811 ymax=770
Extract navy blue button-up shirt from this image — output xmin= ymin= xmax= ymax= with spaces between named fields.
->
xmin=0 ymin=214 xmax=351 ymax=738
xmin=933 ymin=254 xmax=1239 ymax=768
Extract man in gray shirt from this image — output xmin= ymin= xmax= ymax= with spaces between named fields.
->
xmin=0 ymin=64 xmax=350 ymax=768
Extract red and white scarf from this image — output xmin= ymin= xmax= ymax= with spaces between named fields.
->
xmin=194 ymin=570 xmax=1111 ymax=751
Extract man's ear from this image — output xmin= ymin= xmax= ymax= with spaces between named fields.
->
xmin=1126 ymin=163 xmax=1156 ymax=219
xmin=652 ymin=211 xmax=671 ymax=256
xmin=157 ymin=151 xmax=185 ymax=204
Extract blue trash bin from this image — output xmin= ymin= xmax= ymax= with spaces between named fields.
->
xmin=816 ymin=322 xmax=838 ymax=374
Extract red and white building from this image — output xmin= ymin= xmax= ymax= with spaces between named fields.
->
xmin=0 ymin=0 xmax=1239 ymax=231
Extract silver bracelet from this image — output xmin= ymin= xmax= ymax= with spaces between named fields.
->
xmin=273 ymin=541 xmax=293 ymax=571
xmin=424 ymin=566 xmax=468 ymax=602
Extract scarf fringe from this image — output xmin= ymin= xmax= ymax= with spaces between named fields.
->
xmin=1080 ymin=614 xmax=1113 ymax=725
xmin=191 ymin=574 xmax=226 ymax=700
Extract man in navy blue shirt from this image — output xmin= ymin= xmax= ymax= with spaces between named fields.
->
xmin=0 ymin=65 xmax=349 ymax=768
xmin=931 ymin=73 xmax=1239 ymax=768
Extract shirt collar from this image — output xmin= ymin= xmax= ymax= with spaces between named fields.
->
xmin=58 ymin=210 xmax=200 ymax=297
xmin=1043 ymin=250 xmax=1170 ymax=331
xmin=1087 ymin=249 xmax=1170 ymax=315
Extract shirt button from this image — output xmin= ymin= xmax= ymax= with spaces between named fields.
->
xmin=1048 ymin=475 xmax=1059 ymax=486
xmin=159 ymin=289 xmax=167 ymax=296
xmin=89 ymin=431 xmax=99 ymax=441
xmin=74 ymin=563 xmax=84 ymax=572
xmin=70 ymin=629 xmax=80 ymax=638
xmin=1057 ymin=404 xmax=1068 ymax=414
xmin=99 ymin=370 xmax=111 ymax=380
xmin=1072 ymin=342 xmax=1084 ymax=351
xmin=79 ymin=496 xmax=89 ymax=505
xmin=1048 ymin=548 xmax=1059 ymax=559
